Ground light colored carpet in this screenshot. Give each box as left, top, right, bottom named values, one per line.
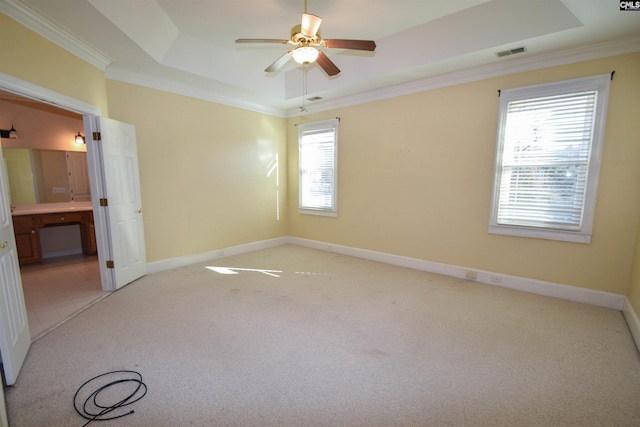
left=5, top=244, right=640, bottom=426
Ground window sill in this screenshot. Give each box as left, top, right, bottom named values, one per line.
left=299, top=208, right=337, bottom=217
left=488, top=224, right=591, bottom=244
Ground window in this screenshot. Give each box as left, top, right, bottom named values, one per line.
left=489, top=74, right=610, bottom=243
left=298, top=119, right=338, bottom=216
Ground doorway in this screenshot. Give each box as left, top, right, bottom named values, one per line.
left=0, top=90, right=104, bottom=339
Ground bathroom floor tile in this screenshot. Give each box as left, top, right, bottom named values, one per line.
left=20, top=254, right=105, bottom=340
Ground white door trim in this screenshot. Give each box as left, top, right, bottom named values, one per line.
left=83, top=115, right=116, bottom=290
left=0, top=72, right=101, bottom=116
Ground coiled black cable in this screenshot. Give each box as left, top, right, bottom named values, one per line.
left=73, top=370, right=147, bottom=426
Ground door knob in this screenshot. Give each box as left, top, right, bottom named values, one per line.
left=137, top=208, right=143, bottom=213
left=0, top=241, right=7, bottom=249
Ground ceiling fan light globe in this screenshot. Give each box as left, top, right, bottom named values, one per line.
left=292, top=46, right=319, bottom=64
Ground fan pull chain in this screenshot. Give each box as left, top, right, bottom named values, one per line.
left=301, top=66, right=308, bottom=112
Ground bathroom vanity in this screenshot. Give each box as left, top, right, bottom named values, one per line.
left=11, top=202, right=96, bottom=265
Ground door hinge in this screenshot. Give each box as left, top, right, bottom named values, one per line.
left=106, top=260, right=115, bottom=269
left=92, top=131, right=101, bottom=141
left=99, top=198, right=108, bottom=207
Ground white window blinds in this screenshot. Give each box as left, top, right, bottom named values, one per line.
left=298, top=119, right=338, bottom=215
left=497, top=91, right=596, bottom=229
left=489, top=74, right=610, bottom=243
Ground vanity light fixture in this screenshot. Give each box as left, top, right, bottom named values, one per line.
left=1, top=125, right=18, bottom=140
left=75, top=131, right=85, bottom=144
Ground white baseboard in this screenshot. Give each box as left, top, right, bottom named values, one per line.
left=146, top=237, right=289, bottom=274
left=146, top=236, right=626, bottom=311
left=623, top=298, right=640, bottom=353
left=289, top=237, right=626, bottom=311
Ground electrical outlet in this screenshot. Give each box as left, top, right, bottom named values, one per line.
left=465, top=270, right=477, bottom=280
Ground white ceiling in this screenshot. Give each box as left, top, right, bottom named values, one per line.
left=2, top=0, right=640, bottom=116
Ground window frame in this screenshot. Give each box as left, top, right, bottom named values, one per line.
left=489, top=74, right=611, bottom=244
left=298, top=118, right=339, bottom=217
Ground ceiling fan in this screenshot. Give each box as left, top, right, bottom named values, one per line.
left=235, top=0, right=376, bottom=77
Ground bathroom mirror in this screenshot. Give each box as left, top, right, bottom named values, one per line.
left=3, top=148, right=91, bottom=205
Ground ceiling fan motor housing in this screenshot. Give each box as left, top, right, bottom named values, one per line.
left=290, top=24, right=321, bottom=45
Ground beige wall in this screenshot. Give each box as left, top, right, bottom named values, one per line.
left=288, top=52, right=640, bottom=296
left=0, top=14, right=108, bottom=114
left=105, top=81, right=287, bottom=262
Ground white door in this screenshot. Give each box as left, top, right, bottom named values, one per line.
left=0, top=146, right=30, bottom=386
left=85, top=117, right=147, bottom=291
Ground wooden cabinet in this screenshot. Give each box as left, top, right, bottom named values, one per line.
left=80, top=211, right=97, bottom=256
left=12, top=216, right=42, bottom=264
left=12, top=210, right=96, bottom=265
left=38, top=212, right=84, bottom=226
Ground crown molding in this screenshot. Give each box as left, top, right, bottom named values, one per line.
left=0, top=0, right=111, bottom=71
left=285, top=35, right=640, bottom=117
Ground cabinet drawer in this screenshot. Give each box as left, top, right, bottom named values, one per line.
left=12, top=215, right=34, bottom=229
left=39, top=212, right=84, bottom=225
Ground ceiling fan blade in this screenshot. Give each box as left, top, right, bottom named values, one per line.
left=265, top=51, right=293, bottom=73
left=301, top=13, right=322, bottom=37
left=316, top=50, right=340, bottom=77
left=236, top=39, right=289, bottom=44
left=322, top=39, right=376, bottom=51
